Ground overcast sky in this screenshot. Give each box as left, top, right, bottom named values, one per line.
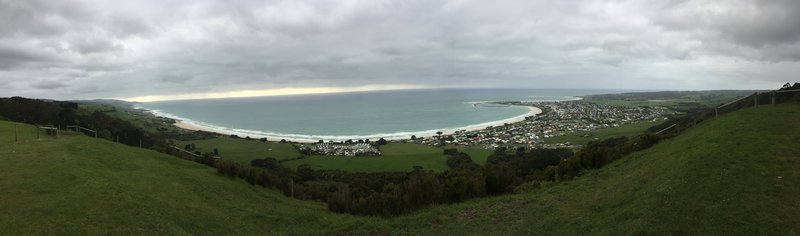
left=1, top=0, right=799, bottom=101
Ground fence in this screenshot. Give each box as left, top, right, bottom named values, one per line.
left=5, top=123, right=151, bottom=149
left=67, top=125, right=98, bottom=138
left=169, top=145, right=202, bottom=161
left=655, top=89, right=800, bottom=135
left=67, top=124, right=151, bottom=148
left=2, top=122, right=216, bottom=168
left=2, top=123, right=65, bottom=143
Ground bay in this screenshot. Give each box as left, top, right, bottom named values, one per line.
left=137, top=88, right=635, bottom=141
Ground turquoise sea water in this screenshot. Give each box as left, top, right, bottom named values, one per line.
left=138, top=89, right=633, bottom=141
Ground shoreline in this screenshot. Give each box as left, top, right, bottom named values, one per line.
left=154, top=105, right=542, bottom=143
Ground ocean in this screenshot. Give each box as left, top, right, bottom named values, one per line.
left=137, top=88, right=633, bottom=142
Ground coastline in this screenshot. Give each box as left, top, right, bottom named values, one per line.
left=155, top=105, right=543, bottom=143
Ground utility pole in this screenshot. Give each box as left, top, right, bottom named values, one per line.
left=139, top=139, right=142, bottom=148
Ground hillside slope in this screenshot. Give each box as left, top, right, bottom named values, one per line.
left=0, top=102, right=798, bottom=235
left=381, top=102, right=800, bottom=235
left=0, top=121, right=372, bottom=235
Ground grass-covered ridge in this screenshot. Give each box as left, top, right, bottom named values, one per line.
left=0, top=102, right=798, bottom=234
left=379, top=102, right=800, bottom=234
left=0, top=121, right=367, bottom=235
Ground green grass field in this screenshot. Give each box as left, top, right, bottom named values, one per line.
left=583, top=91, right=753, bottom=108
left=175, top=137, right=302, bottom=165
left=280, top=143, right=495, bottom=172
left=0, top=121, right=373, bottom=235
left=2, top=102, right=798, bottom=234
left=180, top=138, right=495, bottom=172
left=282, top=143, right=452, bottom=172
left=544, top=121, right=659, bottom=145
left=583, top=97, right=687, bottom=107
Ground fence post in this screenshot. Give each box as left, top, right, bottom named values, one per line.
left=14, top=124, right=18, bottom=142
left=37, top=127, right=40, bottom=140
left=772, top=91, right=776, bottom=105
left=715, top=107, right=718, bottom=118
left=754, top=92, right=759, bottom=107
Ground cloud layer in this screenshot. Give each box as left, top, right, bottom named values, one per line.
left=1, top=0, right=798, bottom=100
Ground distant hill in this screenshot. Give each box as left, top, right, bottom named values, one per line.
left=1, top=102, right=798, bottom=234
left=69, top=99, right=137, bottom=108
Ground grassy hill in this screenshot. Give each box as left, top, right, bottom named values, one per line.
left=0, top=121, right=369, bottom=235
left=379, top=102, right=800, bottom=234
left=1, top=102, right=798, bottom=234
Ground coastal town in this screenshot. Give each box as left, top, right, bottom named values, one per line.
left=297, top=142, right=382, bottom=156
left=409, top=100, right=674, bottom=149
left=292, top=100, right=675, bottom=156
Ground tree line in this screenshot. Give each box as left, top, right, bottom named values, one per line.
left=0, top=97, right=165, bottom=149
left=211, top=146, right=571, bottom=216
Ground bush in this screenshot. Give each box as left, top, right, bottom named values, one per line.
left=443, top=148, right=459, bottom=155
left=251, top=158, right=279, bottom=169
left=446, top=152, right=479, bottom=170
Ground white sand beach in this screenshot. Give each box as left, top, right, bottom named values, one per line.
left=162, top=105, right=543, bottom=143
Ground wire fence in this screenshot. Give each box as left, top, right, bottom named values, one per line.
left=3, top=123, right=153, bottom=150
left=655, top=89, right=800, bottom=135
left=67, top=125, right=98, bottom=138
left=168, top=145, right=203, bottom=161
left=1, top=122, right=214, bottom=166
left=1, top=123, right=69, bottom=143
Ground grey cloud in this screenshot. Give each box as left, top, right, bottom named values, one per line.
left=0, top=0, right=92, bottom=37
left=159, top=72, right=195, bottom=84
left=1, top=0, right=799, bottom=100
left=32, top=80, right=67, bottom=90
left=651, top=0, right=800, bottom=60
left=0, top=45, right=57, bottom=69
left=68, top=37, right=122, bottom=55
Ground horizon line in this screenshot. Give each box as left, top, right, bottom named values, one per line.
left=119, top=84, right=430, bottom=102
left=117, top=85, right=770, bottom=103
